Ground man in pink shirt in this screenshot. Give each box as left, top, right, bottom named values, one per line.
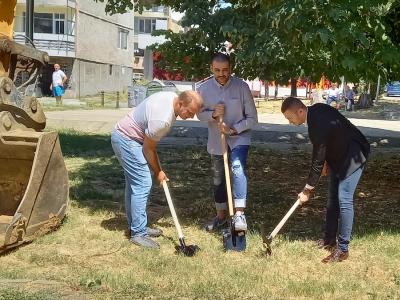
left=111, top=90, right=203, bottom=249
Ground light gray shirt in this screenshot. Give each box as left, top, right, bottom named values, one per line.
left=197, top=76, right=258, bottom=155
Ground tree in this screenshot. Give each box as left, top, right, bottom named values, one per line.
left=97, top=0, right=400, bottom=85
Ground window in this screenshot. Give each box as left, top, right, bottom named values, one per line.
left=139, top=18, right=156, bottom=33
left=34, top=13, right=53, bottom=33
left=54, top=13, right=65, bottom=34
left=118, top=28, right=128, bottom=50
left=25, top=12, right=66, bottom=34
left=143, top=5, right=164, bottom=13
left=152, top=6, right=164, bottom=12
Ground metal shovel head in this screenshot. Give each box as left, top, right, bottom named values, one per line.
left=175, top=244, right=200, bottom=257
left=263, top=236, right=273, bottom=256
left=222, top=229, right=246, bottom=252
left=175, top=238, right=200, bottom=257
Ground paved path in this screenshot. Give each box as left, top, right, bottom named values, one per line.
left=46, top=108, right=400, bottom=138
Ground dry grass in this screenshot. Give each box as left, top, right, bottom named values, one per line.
left=0, top=131, right=399, bottom=299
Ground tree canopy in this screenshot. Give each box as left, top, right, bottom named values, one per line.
left=96, top=0, right=400, bottom=83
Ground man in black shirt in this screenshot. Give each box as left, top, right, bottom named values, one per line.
left=281, top=97, right=370, bottom=263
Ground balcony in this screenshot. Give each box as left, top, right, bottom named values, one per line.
left=17, top=0, right=76, bottom=8
left=14, top=34, right=75, bottom=57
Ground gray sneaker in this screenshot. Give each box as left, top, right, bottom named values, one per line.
left=130, top=235, right=160, bottom=249
left=204, top=217, right=228, bottom=232
left=147, top=227, right=163, bottom=237
left=233, top=214, right=247, bottom=231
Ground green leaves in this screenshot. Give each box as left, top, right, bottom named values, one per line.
left=95, top=0, right=400, bottom=83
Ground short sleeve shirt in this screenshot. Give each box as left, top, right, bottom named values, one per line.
left=52, top=70, right=66, bottom=86
left=116, top=91, right=177, bottom=143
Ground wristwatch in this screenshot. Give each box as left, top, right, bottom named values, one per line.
left=302, top=187, right=312, bottom=195
left=229, top=128, right=237, bottom=136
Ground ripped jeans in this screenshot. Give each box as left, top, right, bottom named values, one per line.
left=211, top=145, right=249, bottom=211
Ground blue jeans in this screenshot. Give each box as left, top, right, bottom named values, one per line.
left=111, top=130, right=152, bottom=237
left=211, top=145, right=249, bottom=210
left=327, top=96, right=339, bottom=106
left=324, top=167, right=364, bottom=252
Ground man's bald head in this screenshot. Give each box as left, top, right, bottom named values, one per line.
left=178, top=90, right=203, bottom=109
left=175, top=90, right=204, bottom=120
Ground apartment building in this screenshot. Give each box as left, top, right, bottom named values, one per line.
left=133, top=5, right=182, bottom=79
left=14, top=0, right=134, bottom=97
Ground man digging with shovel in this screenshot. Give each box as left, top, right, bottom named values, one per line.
left=281, top=97, right=370, bottom=262
left=197, top=53, right=258, bottom=249
left=111, top=90, right=203, bottom=249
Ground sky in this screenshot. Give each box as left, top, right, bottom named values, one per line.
left=171, top=11, right=184, bottom=21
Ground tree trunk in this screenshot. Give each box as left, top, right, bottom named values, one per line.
left=358, top=93, right=372, bottom=108
left=290, top=78, right=297, bottom=97
left=274, top=83, right=278, bottom=100
left=264, top=81, right=269, bottom=100
left=375, top=75, right=381, bottom=103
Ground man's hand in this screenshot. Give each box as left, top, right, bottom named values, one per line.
left=298, top=189, right=311, bottom=205
left=219, top=122, right=235, bottom=135
left=321, top=161, right=329, bottom=177
left=156, top=171, right=169, bottom=185
left=212, top=103, right=225, bottom=119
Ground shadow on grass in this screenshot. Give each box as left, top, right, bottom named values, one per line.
left=60, top=130, right=400, bottom=243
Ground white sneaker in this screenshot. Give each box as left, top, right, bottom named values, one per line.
left=233, top=213, right=247, bottom=231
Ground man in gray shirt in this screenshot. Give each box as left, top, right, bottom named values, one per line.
left=197, top=53, right=258, bottom=232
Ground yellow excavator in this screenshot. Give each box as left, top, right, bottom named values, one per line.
left=0, top=0, right=68, bottom=253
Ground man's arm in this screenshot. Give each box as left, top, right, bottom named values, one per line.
left=143, top=136, right=168, bottom=184
left=61, top=71, right=68, bottom=86
left=298, top=143, right=326, bottom=204
left=232, top=84, right=258, bottom=134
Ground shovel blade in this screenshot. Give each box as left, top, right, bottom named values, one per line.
left=222, top=229, right=246, bottom=252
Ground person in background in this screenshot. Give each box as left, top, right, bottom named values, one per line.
left=344, top=84, right=355, bottom=111
left=50, top=64, right=67, bottom=106
left=326, top=83, right=341, bottom=109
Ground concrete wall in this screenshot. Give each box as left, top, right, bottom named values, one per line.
left=70, top=59, right=133, bottom=97
left=76, top=1, right=134, bottom=67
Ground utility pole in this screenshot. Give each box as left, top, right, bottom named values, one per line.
left=25, top=0, right=34, bottom=44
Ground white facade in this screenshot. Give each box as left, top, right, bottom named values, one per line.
left=133, top=5, right=183, bottom=79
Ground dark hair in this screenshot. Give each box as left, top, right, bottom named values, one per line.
left=281, top=97, right=306, bottom=113
left=211, top=53, right=230, bottom=64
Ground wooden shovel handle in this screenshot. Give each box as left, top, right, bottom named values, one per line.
left=269, top=199, right=300, bottom=239
left=162, top=180, right=184, bottom=239
left=219, top=118, right=235, bottom=217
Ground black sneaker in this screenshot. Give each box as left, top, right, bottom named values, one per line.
left=204, top=217, right=228, bottom=232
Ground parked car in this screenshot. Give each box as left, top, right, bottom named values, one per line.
left=387, top=81, right=400, bottom=96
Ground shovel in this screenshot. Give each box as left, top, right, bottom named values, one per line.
left=219, top=124, right=246, bottom=251
left=162, top=180, right=200, bottom=256
left=262, top=199, right=300, bottom=255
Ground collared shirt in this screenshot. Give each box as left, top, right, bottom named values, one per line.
left=197, top=76, right=258, bottom=155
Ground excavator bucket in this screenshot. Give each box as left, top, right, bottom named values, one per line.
left=0, top=130, right=68, bottom=252
left=0, top=1, right=69, bottom=253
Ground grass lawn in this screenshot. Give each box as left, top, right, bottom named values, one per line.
left=39, top=92, right=128, bottom=111
left=0, top=130, right=399, bottom=299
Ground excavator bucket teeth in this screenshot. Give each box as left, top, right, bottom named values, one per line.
left=0, top=131, right=69, bottom=253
